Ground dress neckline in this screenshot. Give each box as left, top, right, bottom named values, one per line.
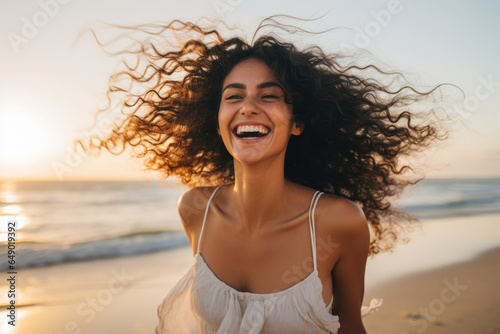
left=197, top=253, right=317, bottom=297
left=196, top=253, right=334, bottom=310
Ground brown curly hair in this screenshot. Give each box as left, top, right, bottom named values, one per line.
left=77, top=18, right=449, bottom=255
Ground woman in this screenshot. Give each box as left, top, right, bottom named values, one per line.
left=80, top=18, right=446, bottom=333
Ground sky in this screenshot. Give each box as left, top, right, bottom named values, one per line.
left=0, top=0, right=499, bottom=181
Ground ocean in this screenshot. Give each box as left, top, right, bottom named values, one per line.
left=1, top=178, right=499, bottom=271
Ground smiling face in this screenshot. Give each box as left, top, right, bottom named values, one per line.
left=218, top=57, right=303, bottom=166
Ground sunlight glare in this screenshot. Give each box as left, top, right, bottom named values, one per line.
left=0, top=201, right=28, bottom=243
left=2, top=206, right=21, bottom=215
left=0, top=110, right=49, bottom=165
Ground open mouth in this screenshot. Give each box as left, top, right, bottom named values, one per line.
left=234, top=124, right=271, bottom=139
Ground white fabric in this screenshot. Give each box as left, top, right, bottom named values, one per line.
left=156, top=187, right=382, bottom=333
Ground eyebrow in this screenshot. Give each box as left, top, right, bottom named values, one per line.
left=222, top=81, right=284, bottom=93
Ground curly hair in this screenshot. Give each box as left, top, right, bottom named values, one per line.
left=77, top=18, right=448, bottom=255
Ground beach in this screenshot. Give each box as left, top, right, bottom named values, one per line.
left=1, top=213, right=499, bottom=334
left=1, top=0, right=499, bottom=331
left=364, top=246, right=500, bottom=334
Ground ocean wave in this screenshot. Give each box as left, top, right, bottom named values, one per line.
left=398, top=179, right=500, bottom=219
left=1, top=230, right=189, bottom=271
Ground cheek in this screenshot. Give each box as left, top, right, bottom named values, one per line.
left=217, top=106, right=232, bottom=137
left=271, top=107, right=294, bottom=133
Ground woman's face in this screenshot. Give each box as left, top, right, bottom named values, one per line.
left=218, top=58, right=303, bottom=166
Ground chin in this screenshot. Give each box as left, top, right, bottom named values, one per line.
left=233, top=154, right=263, bottom=166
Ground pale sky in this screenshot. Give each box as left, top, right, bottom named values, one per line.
left=1, top=0, right=499, bottom=181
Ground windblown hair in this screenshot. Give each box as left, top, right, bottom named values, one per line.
left=78, top=18, right=448, bottom=255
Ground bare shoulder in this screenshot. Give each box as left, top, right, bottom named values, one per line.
left=177, top=186, right=219, bottom=230
left=314, top=193, right=370, bottom=246
left=177, top=186, right=221, bottom=254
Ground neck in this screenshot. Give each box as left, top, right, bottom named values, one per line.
left=231, top=159, right=289, bottom=234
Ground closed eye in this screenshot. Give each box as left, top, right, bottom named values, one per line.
left=225, top=94, right=243, bottom=100
left=262, top=94, right=279, bottom=99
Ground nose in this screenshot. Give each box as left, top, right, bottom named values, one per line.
left=239, top=96, right=261, bottom=116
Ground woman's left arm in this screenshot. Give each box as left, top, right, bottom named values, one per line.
left=327, top=200, right=371, bottom=334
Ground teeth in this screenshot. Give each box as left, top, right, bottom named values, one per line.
left=236, top=125, right=270, bottom=135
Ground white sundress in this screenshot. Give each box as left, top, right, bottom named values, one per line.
left=156, top=186, right=382, bottom=333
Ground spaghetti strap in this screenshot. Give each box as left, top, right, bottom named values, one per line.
left=196, top=185, right=223, bottom=255
left=157, top=187, right=381, bottom=333
left=308, top=191, right=324, bottom=272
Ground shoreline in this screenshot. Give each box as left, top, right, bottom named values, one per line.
left=365, top=213, right=500, bottom=288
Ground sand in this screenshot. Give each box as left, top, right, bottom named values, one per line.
left=364, top=246, right=500, bottom=334
left=2, top=214, right=500, bottom=334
